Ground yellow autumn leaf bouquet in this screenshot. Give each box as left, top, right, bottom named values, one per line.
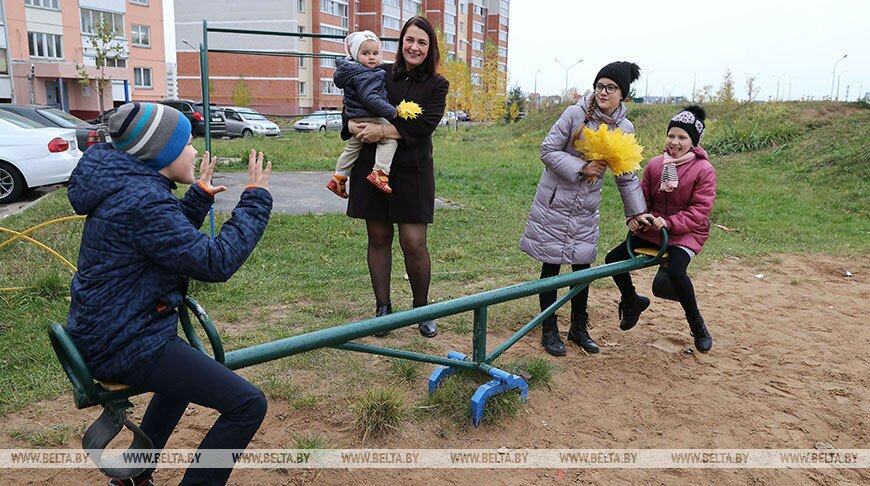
left=396, top=100, right=424, bottom=120
left=574, top=124, right=645, bottom=181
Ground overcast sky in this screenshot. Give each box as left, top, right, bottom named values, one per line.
left=506, top=0, right=870, bottom=101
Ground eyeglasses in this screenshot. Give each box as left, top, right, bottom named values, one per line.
left=594, top=83, right=619, bottom=94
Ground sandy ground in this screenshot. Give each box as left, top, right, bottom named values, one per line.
left=2, top=253, right=868, bottom=485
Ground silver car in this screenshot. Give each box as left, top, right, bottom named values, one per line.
left=222, top=107, right=281, bottom=138
left=293, top=111, right=342, bottom=132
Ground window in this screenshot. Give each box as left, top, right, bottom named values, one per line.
left=445, top=33, right=455, bottom=45
left=131, top=24, right=150, bottom=47
left=299, top=81, right=306, bottom=96
left=383, top=0, right=400, bottom=6
left=498, top=62, right=506, bottom=72
left=25, top=0, right=59, bottom=9
left=81, top=8, right=125, bottom=37
left=471, top=56, right=483, bottom=68
left=445, top=12, right=456, bottom=27
left=134, top=67, right=152, bottom=88
left=382, top=40, right=398, bottom=52
left=499, top=30, right=508, bottom=42
left=87, top=55, right=126, bottom=68
left=0, top=49, right=7, bottom=75
left=320, top=0, right=348, bottom=18
left=320, top=56, right=337, bottom=69
left=472, top=39, right=484, bottom=51
left=382, top=15, right=400, bottom=30
left=473, top=21, right=484, bottom=34
left=130, top=0, right=149, bottom=5
left=403, top=0, right=421, bottom=14
left=473, top=3, right=485, bottom=16
left=298, top=0, right=305, bottom=12
left=321, top=79, right=342, bottom=95
left=298, top=26, right=306, bottom=42
left=498, top=46, right=507, bottom=58
left=319, top=24, right=347, bottom=37
left=471, top=73, right=481, bottom=85
left=28, top=32, right=63, bottom=59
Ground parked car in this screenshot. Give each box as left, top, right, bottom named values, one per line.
left=438, top=111, right=457, bottom=127
left=86, top=107, right=117, bottom=126
left=293, top=111, right=342, bottom=132
left=0, top=104, right=105, bottom=152
left=159, top=99, right=227, bottom=138
left=0, top=110, right=82, bottom=204
left=456, top=110, right=471, bottom=122
left=222, top=107, right=281, bottom=138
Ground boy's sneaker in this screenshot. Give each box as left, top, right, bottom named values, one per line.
left=366, top=170, right=392, bottom=194
left=326, top=174, right=349, bottom=199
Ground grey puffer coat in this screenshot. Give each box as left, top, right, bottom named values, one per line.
left=520, top=95, right=646, bottom=265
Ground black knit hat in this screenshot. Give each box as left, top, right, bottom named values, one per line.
left=594, top=61, right=641, bottom=99
left=668, top=105, right=706, bottom=147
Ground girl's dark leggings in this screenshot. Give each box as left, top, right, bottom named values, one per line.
left=539, top=262, right=591, bottom=315
left=605, top=233, right=700, bottom=319
left=115, top=336, right=268, bottom=486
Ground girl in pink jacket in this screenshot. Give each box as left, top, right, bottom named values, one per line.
left=604, top=106, right=716, bottom=352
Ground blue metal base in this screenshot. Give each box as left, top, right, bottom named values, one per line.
left=427, top=351, right=529, bottom=427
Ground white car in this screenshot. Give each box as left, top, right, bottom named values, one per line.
left=293, top=111, right=342, bottom=132
left=222, top=106, right=281, bottom=138
left=0, top=110, right=82, bottom=204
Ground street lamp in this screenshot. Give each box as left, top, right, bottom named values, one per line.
left=836, top=70, right=847, bottom=101
left=645, top=71, right=655, bottom=100
left=533, top=68, right=541, bottom=112
left=830, top=54, right=847, bottom=100
left=554, top=58, right=582, bottom=101
left=774, top=74, right=785, bottom=101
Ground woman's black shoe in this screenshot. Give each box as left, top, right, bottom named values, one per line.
left=540, top=316, right=566, bottom=356
left=418, top=320, right=438, bottom=338
left=618, top=294, right=650, bottom=331
left=567, top=312, right=599, bottom=353
left=374, top=303, right=392, bottom=337
left=688, top=314, right=712, bottom=352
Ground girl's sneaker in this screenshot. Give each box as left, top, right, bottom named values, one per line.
left=326, top=174, right=349, bottom=199
left=366, top=170, right=392, bottom=194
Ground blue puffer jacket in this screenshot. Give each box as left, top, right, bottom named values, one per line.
left=334, top=58, right=398, bottom=119
left=66, top=143, right=272, bottom=380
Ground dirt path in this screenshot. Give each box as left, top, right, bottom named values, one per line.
left=2, top=253, right=868, bottom=485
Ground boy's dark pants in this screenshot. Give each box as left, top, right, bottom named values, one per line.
left=116, top=336, right=267, bottom=486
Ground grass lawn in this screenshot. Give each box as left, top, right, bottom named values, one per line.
left=1, top=101, right=868, bottom=423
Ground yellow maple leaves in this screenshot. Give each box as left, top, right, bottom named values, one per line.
left=574, top=124, right=645, bottom=179
left=397, top=100, right=424, bottom=120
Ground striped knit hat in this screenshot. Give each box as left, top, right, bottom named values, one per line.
left=109, top=102, right=192, bottom=170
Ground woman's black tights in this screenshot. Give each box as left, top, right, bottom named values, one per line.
left=366, top=220, right=431, bottom=308
left=539, top=263, right=591, bottom=315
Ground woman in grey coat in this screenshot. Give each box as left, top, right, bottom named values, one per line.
left=520, top=61, right=652, bottom=357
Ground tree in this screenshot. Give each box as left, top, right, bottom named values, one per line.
left=716, top=68, right=736, bottom=103
left=694, top=84, right=714, bottom=103
left=745, top=76, right=760, bottom=103
left=505, top=85, right=525, bottom=123
left=478, top=39, right=506, bottom=122
left=232, top=76, right=251, bottom=106
left=76, top=18, right=124, bottom=117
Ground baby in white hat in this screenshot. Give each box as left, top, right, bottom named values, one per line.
left=327, top=30, right=399, bottom=197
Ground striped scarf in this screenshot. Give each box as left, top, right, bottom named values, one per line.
left=659, top=150, right=696, bottom=192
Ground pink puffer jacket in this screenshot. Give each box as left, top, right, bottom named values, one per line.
left=636, top=146, right=716, bottom=254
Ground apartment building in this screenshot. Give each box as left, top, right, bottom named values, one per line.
left=175, top=0, right=509, bottom=114
left=2, top=0, right=167, bottom=119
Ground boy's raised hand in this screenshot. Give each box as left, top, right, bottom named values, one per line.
left=198, top=151, right=227, bottom=194
left=247, top=149, right=272, bottom=190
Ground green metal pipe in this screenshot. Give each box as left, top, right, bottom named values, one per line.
left=332, top=342, right=480, bottom=371
left=206, top=26, right=397, bottom=42
left=484, top=282, right=587, bottom=364
left=201, top=19, right=210, bottom=154
left=206, top=49, right=346, bottom=59
left=221, top=256, right=660, bottom=370
left=472, top=307, right=487, bottom=363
